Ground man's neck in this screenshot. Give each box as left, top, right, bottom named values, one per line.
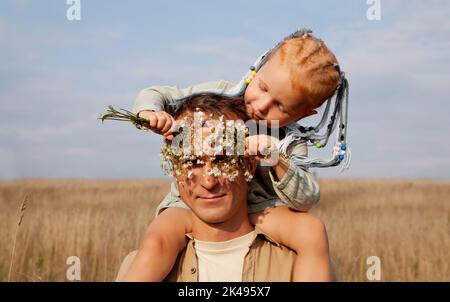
left=191, top=209, right=254, bottom=242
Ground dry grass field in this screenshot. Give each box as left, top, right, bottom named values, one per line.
left=0, top=178, right=448, bottom=282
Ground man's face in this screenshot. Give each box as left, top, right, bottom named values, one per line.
left=172, top=110, right=253, bottom=224
left=176, top=157, right=249, bottom=224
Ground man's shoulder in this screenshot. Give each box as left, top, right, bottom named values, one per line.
left=164, top=238, right=197, bottom=282
left=253, top=230, right=297, bottom=257
left=243, top=231, right=296, bottom=282
left=115, top=250, right=138, bottom=281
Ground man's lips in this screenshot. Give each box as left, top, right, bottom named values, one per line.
left=197, top=193, right=226, bottom=201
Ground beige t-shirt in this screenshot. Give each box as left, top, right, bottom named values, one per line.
left=194, top=231, right=257, bottom=282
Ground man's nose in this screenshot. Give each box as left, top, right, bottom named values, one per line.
left=200, top=164, right=219, bottom=190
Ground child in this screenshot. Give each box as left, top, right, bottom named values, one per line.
left=124, top=29, right=346, bottom=281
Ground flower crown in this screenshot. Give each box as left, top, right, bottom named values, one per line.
left=160, top=109, right=254, bottom=182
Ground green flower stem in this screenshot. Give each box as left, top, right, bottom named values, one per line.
left=99, top=106, right=149, bottom=130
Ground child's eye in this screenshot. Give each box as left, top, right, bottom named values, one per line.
left=258, top=80, right=268, bottom=92
left=277, top=103, right=285, bottom=112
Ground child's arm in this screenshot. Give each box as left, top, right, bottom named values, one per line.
left=250, top=206, right=334, bottom=281
left=120, top=207, right=193, bottom=281
left=133, top=80, right=235, bottom=116
left=247, top=135, right=320, bottom=212
left=269, top=140, right=320, bottom=212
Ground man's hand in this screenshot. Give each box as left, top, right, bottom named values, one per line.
left=138, top=110, right=175, bottom=140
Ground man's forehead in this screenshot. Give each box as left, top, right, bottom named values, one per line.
left=173, top=111, right=246, bottom=137
left=176, top=108, right=245, bottom=121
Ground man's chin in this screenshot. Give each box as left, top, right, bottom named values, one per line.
left=195, top=208, right=230, bottom=224
left=198, top=213, right=227, bottom=224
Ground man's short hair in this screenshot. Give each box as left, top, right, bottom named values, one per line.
left=170, top=93, right=249, bottom=121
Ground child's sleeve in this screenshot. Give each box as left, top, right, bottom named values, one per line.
left=132, top=80, right=236, bottom=116
left=269, top=140, right=320, bottom=212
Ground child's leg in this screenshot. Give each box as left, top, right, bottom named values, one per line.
left=121, top=207, right=193, bottom=281
left=250, top=206, right=333, bottom=281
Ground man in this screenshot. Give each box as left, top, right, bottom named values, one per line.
left=116, top=94, right=333, bottom=282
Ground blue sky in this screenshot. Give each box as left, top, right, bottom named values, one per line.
left=1, top=0, right=449, bottom=179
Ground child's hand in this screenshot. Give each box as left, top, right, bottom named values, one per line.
left=138, top=110, right=175, bottom=140
left=245, top=134, right=280, bottom=164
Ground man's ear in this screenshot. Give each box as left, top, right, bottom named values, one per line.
left=248, top=158, right=258, bottom=175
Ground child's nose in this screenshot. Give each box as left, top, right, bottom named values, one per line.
left=256, top=97, right=272, bottom=116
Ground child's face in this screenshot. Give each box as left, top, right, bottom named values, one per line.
left=244, top=53, right=316, bottom=127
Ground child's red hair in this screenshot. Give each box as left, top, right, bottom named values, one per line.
left=277, top=35, right=340, bottom=109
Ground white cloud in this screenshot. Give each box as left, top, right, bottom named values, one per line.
left=176, top=37, right=256, bottom=65
left=335, top=4, right=450, bottom=79
left=11, top=0, right=33, bottom=10
left=411, top=72, right=450, bottom=98
left=0, top=121, right=87, bottom=144
left=0, top=148, right=18, bottom=178
left=64, top=147, right=97, bottom=157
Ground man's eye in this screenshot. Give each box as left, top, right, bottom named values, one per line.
left=181, top=159, right=199, bottom=166
left=213, top=155, right=228, bottom=163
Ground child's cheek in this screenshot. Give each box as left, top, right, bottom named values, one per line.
left=278, top=115, right=294, bottom=128
left=243, top=87, right=251, bottom=103
left=244, top=80, right=258, bottom=103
